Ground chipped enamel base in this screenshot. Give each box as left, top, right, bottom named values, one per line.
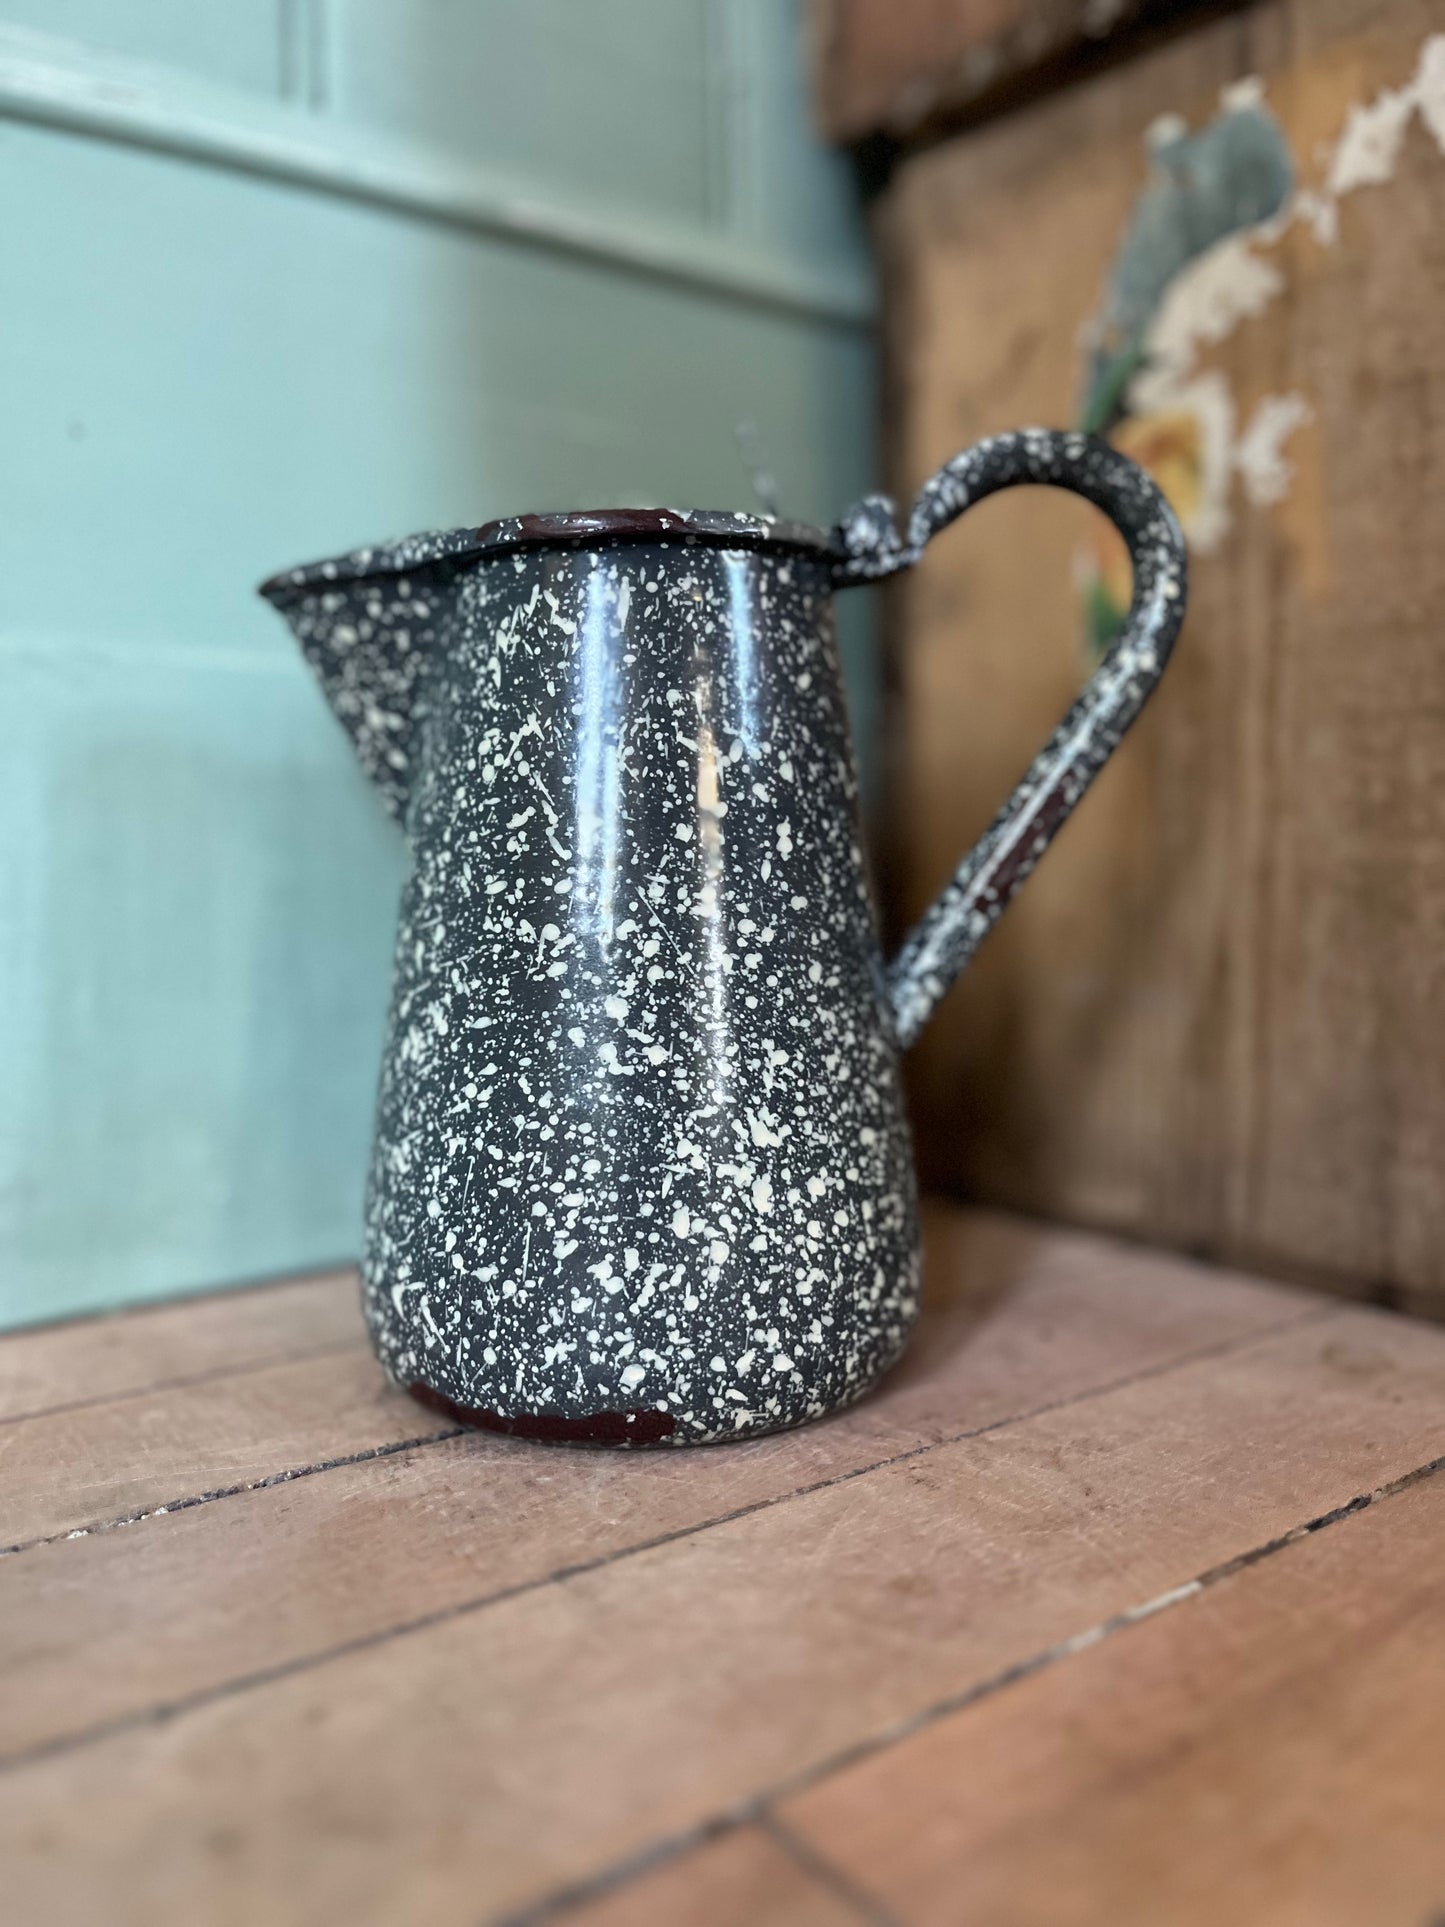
left=280, top=539, right=920, bottom=1445
left=264, top=431, right=1186, bottom=1447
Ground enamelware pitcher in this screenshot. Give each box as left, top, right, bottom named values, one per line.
left=261, top=430, right=1185, bottom=1446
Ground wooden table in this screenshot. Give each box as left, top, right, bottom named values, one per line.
left=4, top=1204, right=1444, bottom=1925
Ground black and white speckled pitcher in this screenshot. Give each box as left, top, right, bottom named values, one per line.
left=262, top=431, right=1185, bottom=1447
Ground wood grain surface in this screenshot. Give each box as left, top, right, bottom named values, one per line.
left=2, top=1206, right=1443, bottom=1924
left=0, top=1347, right=458, bottom=1553
left=782, top=1467, right=1445, bottom=1925
left=872, top=0, right=1445, bottom=1316
left=560, top=1826, right=868, bottom=1927
left=0, top=1267, right=358, bottom=1424
left=810, top=0, right=1173, bottom=141
left=0, top=1205, right=1300, bottom=1760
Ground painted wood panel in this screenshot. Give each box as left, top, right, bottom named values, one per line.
left=811, top=0, right=1173, bottom=142
left=330, top=0, right=715, bottom=222
left=0, top=3, right=875, bottom=1327
left=874, top=0, right=1445, bottom=1312
left=0, top=636, right=404, bottom=1320
left=0, top=1, right=286, bottom=97
left=0, top=121, right=872, bottom=657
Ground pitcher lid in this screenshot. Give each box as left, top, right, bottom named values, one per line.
left=259, top=506, right=837, bottom=603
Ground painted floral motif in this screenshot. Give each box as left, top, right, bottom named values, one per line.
left=1082, top=409, right=1205, bottom=655
left=1078, top=90, right=1293, bottom=654
left=1078, top=34, right=1445, bottom=655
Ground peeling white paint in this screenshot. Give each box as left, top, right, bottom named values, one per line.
left=1120, top=35, right=1445, bottom=550
left=1127, top=237, right=1278, bottom=554
left=1417, top=34, right=1445, bottom=150
left=1145, top=110, right=1188, bottom=150
left=1125, top=371, right=1237, bottom=555
left=1135, top=233, right=1285, bottom=396
left=1329, top=87, right=1415, bottom=196
left=1236, top=394, right=1312, bottom=507
left=1293, top=187, right=1339, bottom=247
left=1313, top=33, right=1445, bottom=238
left=1220, top=75, right=1267, bottom=114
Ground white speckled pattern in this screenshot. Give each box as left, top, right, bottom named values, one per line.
left=834, top=431, right=1188, bottom=1045
left=261, top=431, right=1186, bottom=1445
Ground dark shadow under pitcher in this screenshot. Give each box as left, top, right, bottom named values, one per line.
left=260, top=430, right=1186, bottom=1446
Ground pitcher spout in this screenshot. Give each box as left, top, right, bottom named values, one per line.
left=260, top=507, right=837, bottom=827
left=259, top=531, right=476, bottom=823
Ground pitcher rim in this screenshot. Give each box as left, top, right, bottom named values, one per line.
left=258, top=506, right=836, bottom=604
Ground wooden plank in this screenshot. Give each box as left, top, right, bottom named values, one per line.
left=3, top=1297, right=1441, bottom=1926
left=561, top=1826, right=867, bottom=1927
left=780, top=1466, right=1445, bottom=1926
left=876, top=0, right=1445, bottom=1314
left=0, top=1269, right=359, bottom=1424
left=0, top=1207, right=1306, bottom=1760
left=0, top=1349, right=455, bottom=1552
left=809, top=0, right=1170, bottom=142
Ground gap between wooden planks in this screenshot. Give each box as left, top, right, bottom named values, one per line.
left=0, top=1207, right=1296, bottom=1551
left=774, top=1460, right=1445, bottom=1927
left=3, top=1205, right=1444, bottom=1926
left=0, top=1264, right=361, bottom=1426
left=553, top=1461, right=1445, bottom=1927
left=0, top=1206, right=1307, bottom=1760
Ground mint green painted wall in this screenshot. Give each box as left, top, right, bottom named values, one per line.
left=0, top=2, right=876, bottom=1327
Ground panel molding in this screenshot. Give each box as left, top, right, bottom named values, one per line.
left=0, top=24, right=874, bottom=326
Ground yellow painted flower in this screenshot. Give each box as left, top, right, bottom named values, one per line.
left=1083, top=409, right=1204, bottom=652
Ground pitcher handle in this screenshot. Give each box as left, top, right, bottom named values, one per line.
left=831, top=428, right=1187, bottom=1049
